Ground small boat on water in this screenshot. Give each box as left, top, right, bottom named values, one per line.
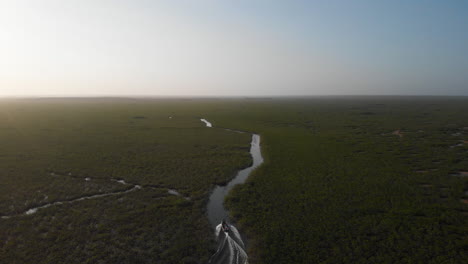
left=221, top=219, right=230, bottom=233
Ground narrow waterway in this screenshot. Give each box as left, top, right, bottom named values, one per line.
left=207, top=134, right=263, bottom=227
left=201, top=118, right=264, bottom=264
left=0, top=175, right=188, bottom=219
left=1, top=183, right=141, bottom=219
left=200, top=118, right=213, bottom=127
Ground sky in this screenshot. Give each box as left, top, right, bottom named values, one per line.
left=0, top=0, right=467, bottom=97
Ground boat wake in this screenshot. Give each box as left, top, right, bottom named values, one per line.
left=208, top=224, right=248, bottom=264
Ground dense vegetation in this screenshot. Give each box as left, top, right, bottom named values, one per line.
left=0, top=97, right=467, bottom=264
left=0, top=98, right=251, bottom=264
left=220, top=97, right=468, bottom=264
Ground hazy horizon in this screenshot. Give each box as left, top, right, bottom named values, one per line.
left=1, top=0, right=467, bottom=97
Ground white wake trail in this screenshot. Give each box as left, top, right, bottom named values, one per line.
left=208, top=224, right=248, bottom=264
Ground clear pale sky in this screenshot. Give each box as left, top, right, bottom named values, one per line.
left=1, top=0, right=467, bottom=97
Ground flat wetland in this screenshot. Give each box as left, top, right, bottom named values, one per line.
left=1, top=97, right=467, bottom=263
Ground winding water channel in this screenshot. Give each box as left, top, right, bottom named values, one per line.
left=0, top=177, right=187, bottom=219
left=201, top=118, right=264, bottom=264
left=206, top=134, right=263, bottom=227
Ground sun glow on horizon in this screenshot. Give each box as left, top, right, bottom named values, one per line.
left=1, top=0, right=467, bottom=96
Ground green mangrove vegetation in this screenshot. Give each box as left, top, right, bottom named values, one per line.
left=0, top=97, right=467, bottom=263
left=0, top=98, right=251, bottom=264
left=221, top=97, right=468, bottom=264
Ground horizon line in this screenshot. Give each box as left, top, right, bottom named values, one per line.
left=1, top=94, right=468, bottom=99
